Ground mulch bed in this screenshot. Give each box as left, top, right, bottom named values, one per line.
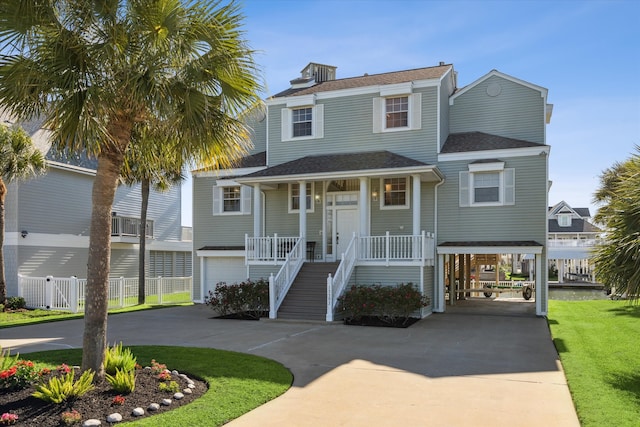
left=0, top=368, right=207, bottom=426
left=213, top=310, right=268, bottom=320
left=343, top=316, right=420, bottom=328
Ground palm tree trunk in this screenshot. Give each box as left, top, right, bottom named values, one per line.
left=138, top=178, right=149, bottom=305
left=0, top=178, right=7, bottom=307
left=82, top=131, right=129, bottom=379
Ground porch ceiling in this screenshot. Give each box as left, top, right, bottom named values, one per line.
left=438, top=240, right=544, bottom=255
left=235, top=150, right=444, bottom=184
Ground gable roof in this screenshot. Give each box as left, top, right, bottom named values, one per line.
left=441, top=131, right=545, bottom=153
left=273, top=64, right=452, bottom=98
left=450, top=69, right=548, bottom=103
left=548, top=201, right=591, bottom=218
left=236, top=150, right=443, bottom=182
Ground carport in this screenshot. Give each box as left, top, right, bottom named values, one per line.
left=435, top=241, right=547, bottom=316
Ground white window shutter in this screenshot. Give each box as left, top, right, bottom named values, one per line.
left=314, top=104, right=324, bottom=139
left=459, top=171, right=470, bottom=207
left=410, top=93, right=422, bottom=130
left=241, top=186, right=252, bottom=214
left=212, top=186, right=222, bottom=215
left=504, top=168, right=515, bottom=205
left=372, top=97, right=382, bottom=133
left=281, top=108, right=291, bottom=141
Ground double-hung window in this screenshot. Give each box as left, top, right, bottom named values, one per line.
left=292, top=107, right=313, bottom=137
left=380, top=177, right=409, bottom=209
left=385, top=96, right=409, bottom=128
left=558, top=214, right=572, bottom=227
left=281, top=95, right=324, bottom=141
left=459, top=162, right=515, bottom=207
left=373, top=84, right=421, bottom=133
left=213, top=184, right=251, bottom=215
left=289, top=183, right=314, bottom=213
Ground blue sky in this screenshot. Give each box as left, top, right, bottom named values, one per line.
left=182, top=0, right=640, bottom=225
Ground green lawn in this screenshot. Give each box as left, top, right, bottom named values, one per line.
left=0, top=303, right=192, bottom=329
left=548, top=300, right=640, bottom=427
left=23, top=346, right=292, bottom=426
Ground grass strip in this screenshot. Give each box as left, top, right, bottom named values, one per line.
left=547, top=300, right=640, bottom=427
left=24, top=345, right=293, bottom=426
left=0, top=303, right=193, bottom=329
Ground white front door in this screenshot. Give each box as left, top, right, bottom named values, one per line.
left=336, top=209, right=358, bottom=259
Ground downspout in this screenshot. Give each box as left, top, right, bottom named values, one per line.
left=433, top=178, right=445, bottom=312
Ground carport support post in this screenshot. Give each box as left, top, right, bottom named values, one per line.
left=459, top=254, right=465, bottom=300
left=449, top=254, right=456, bottom=305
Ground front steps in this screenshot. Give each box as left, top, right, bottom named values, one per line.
left=277, top=262, right=339, bottom=321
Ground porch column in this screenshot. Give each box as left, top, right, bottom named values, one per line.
left=435, top=254, right=445, bottom=312
left=535, top=253, right=544, bottom=316
left=412, top=174, right=421, bottom=235
left=253, top=183, right=262, bottom=237
left=299, top=180, right=307, bottom=238
left=359, top=177, right=368, bottom=236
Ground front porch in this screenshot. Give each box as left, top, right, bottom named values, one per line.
left=245, top=232, right=435, bottom=321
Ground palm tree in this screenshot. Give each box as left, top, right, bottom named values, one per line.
left=122, top=131, right=184, bottom=305
left=0, top=0, right=261, bottom=378
left=0, top=124, right=46, bottom=307
left=593, top=146, right=640, bottom=302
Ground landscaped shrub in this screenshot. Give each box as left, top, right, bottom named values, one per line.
left=0, top=359, right=41, bottom=390
left=205, top=279, right=269, bottom=318
left=5, top=297, right=26, bottom=311
left=105, top=368, right=136, bottom=394
left=0, top=347, right=19, bottom=372
left=337, top=283, right=430, bottom=325
left=32, top=369, right=95, bottom=404
left=103, top=342, right=137, bottom=375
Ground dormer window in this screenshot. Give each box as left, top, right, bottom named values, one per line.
left=558, top=214, right=571, bottom=227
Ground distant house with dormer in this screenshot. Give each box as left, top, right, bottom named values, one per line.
left=547, top=201, right=602, bottom=282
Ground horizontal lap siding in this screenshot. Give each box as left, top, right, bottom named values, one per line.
left=353, top=266, right=421, bottom=286
left=370, top=179, right=435, bottom=235
left=249, top=265, right=279, bottom=281
left=437, top=156, right=547, bottom=243
left=268, top=87, right=439, bottom=166
left=264, top=182, right=322, bottom=237
left=450, top=75, right=545, bottom=143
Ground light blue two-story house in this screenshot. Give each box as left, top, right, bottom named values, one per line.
left=192, top=62, right=552, bottom=319
left=2, top=113, right=192, bottom=298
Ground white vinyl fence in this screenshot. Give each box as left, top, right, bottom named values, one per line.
left=18, top=275, right=192, bottom=313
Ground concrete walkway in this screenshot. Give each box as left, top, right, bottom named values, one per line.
left=0, top=299, right=579, bottom=426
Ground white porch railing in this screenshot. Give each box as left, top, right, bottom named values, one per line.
left=111, top=215, right=153, bottom=238
left=358, top=231, right=435, bottom=266
left=18, top=275, right=192, bottom=313
left=268, top=237, right=305, bottom=319
left=326, top=233, right=358, bottom=322
left=548, top=239, right=601, bottom=248
left=246, top=234, right=300, bottom=264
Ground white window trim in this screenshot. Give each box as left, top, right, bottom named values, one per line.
left=459, top=168, right=515, bottom=207
left=288, top=182, right=315, bottom=213
left=373, top=93, right=421, bottom=133
left=558, top=214, right=572, bottom=227
left=281, top=104, right=324, bottom=141
left=213, top=185, right=252, bottom=216
left=379, top=177, right=410, bottom=210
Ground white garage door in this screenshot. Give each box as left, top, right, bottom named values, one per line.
left=204, top=257, right=246, bottom=296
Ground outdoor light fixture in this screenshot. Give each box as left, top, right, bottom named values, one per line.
left=372, top=191, right=379, bottom=202
left=315, top=194, right=321, bottom=204
left=21, top=230, right=28, bottom=238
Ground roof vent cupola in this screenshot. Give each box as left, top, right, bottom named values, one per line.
left=290, top=62, right=337, bottom=89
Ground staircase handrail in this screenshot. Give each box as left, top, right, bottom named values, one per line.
left=268, top=237, right=305, bottom=319
left=326, top=232, right=358, bottom=321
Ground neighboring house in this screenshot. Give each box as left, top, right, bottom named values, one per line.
left=192, top=62, right=552, bottom=318
left=2, top=113, right=192, bottom=297
left=547, top=201, right=602, bottom=283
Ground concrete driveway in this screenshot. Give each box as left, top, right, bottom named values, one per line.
left=0, top=298, right=579, bottom=426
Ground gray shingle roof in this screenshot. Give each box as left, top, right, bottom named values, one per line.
left=548, top=219, right=602, bottom=233
left=272, top=64, right=452, bottom=98
left=242, top=151, right=429, bottom=179
left=441, top=132, right=544, bottom=153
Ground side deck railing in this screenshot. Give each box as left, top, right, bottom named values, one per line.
left=246, top=234, right=300, bottom=264
left=358, top=231, right=435, bottom=266
left=18, top=275, right=192, bottom=313
left=268, top=237, right=304, bottom=318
